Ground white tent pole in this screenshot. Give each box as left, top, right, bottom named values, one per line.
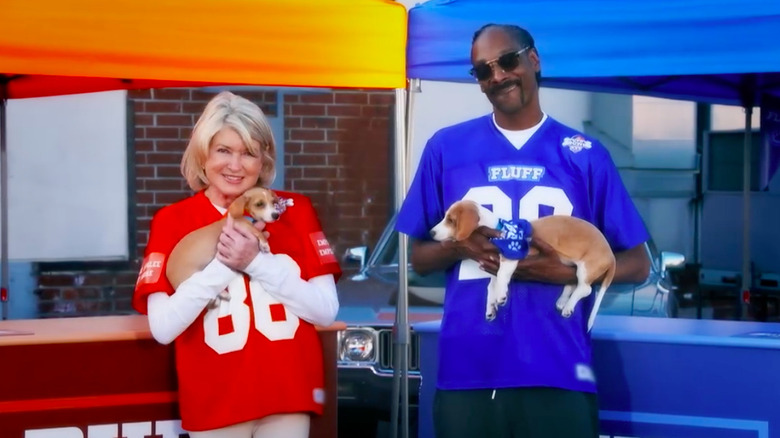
left=391, top=84, right=410, bottom=438
left=1, top=84, right=8, bottom=320
left=740, top=105, right=753, bottom=319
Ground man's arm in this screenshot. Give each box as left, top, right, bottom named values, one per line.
left=479, top=239, right=650, bottom=285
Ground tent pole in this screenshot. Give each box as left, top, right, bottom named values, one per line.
left=740, top=105, right=753, bottom=320
left=391, top=84, right=410, bottom=438
left=1, top=82, right=8, bottom=320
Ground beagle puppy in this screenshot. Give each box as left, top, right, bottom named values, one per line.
left=430, top=200, right=615, bottom=331
left=166, top=187, right=286, bottom=308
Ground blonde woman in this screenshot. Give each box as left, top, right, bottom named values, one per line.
left=133, top=91, right=341, bottom=438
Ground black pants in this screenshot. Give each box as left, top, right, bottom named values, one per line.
left=433, top=387, right=599, bottom=438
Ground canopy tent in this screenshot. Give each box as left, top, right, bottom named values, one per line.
left=0, top=0, right=408, bottom=320
left=407, top=0, right=780, bottom=106
left=401, top=0, right=780, bottom=322
left=1, top=0, right=407, bottom=97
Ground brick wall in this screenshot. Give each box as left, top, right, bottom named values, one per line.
left=35, top=87, right=394, bottom=317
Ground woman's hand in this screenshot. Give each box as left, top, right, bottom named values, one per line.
left=216, top=216, right=266, bottom=272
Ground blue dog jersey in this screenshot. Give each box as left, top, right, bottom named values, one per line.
left=492, top=218, right=532, bottom=259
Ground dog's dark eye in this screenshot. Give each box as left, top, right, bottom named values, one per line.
left=256, top=202, right=265, bottom=207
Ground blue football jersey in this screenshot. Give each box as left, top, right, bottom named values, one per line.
left=396, top=115, right=649, bottom=393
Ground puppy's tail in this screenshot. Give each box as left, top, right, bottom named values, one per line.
left=587, top=259, right=616, bottom=332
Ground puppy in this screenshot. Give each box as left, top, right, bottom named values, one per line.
left=430, top=200, right=615, bottom=331
left=166, top=187, right=284, bottom=307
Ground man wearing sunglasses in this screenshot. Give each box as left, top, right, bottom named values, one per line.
left=396, top=24, right=651, bottom=438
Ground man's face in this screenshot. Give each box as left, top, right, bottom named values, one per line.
left=470, top=28, right=540, bottom=115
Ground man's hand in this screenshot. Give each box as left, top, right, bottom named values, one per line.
left=443, top=226, right=502, bottom=270
left=480, top=235, right=577, bottom=284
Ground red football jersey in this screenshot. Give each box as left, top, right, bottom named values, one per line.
left=134, top=190, right=342, bottom=432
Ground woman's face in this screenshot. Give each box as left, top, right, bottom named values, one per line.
left=203, top=127, right=264, bottom=207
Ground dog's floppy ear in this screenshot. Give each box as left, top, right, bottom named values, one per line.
left=227, top=192, right=250, bottom=218
left=454, top=205, right=479, bottom=241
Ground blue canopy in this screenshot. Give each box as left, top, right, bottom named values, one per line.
left=407, top=0, right=780, bottom=106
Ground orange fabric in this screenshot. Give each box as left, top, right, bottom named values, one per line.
left=0, top=0, right=407, bottom=98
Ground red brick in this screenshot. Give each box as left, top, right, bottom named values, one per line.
left=156, top=140, right=187, bottom=152
left=292, top=154, right=327, bottom=166
left=135, top=140, right=154, bottom=152
left=285, top=167, right=303, bottom=179
left=147, top=153, right=182, bottom=165
left=152, top=88, right=191, bottom=100
left=157, top=114, right=193, bottom=126
left=286, top=142, right=303, bottom=154
left=293, top=180, right=328, bottom=192
left=336, top=117, right=369, bottom=131
left=284, top=94, right=300, bottom=103
left=327, top=105, right=361, bottom=117
left=146, top=179, right=186, bottom=191
left=335, top=93, right=368, bottom=105
left=134, top=114, right=154, bottom=126
left=286, top=116, right=302, bottom=128
left=369, top=93, right=395, bottom=105
left=302, top=142, right=338, bottom=154
left=289, top=129, right=325, bottom=141
left=144, top=101, right=182, bottom=113
left=300, top=93, right=335, bottom=104
left=128, top=89, right=152, bottom=99
left=146, top=127, right=180, bottom=139
left=135, top=192, right=154, bottom=204
left=157, top=165, right=183, bottom=178
left=38, top=275, right=74, bottom=287
left=135, top=166, right=154, bottom=178
left=304, top=167, right=338, bottom=179
left=362, top=105, right=390, bottom=118
left=183, top=101, right=209, bottom=114
left=301, top=117, right=336, bottom=129
left=289, top=104, right=326, bottom=116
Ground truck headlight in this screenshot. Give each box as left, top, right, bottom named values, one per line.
left=338, top=328, right=376, bottom=362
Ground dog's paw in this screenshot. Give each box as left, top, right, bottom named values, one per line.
left=561, top=306, right=574, bottom=318
left=258, top=241, right=271, bottom=254
left=497, top=294, right=508, bottom=306
left=555, top=296, right=568, bottom=311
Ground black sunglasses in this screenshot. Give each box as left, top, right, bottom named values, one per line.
left=469, top=47, right=531, bottom=81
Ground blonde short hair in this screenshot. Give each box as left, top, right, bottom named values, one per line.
left=181, top=91, right=276, bottom=191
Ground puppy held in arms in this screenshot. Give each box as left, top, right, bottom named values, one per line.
left=166, top=187, right=292, bottom=308
left=430, top=200, right=615, bottom=331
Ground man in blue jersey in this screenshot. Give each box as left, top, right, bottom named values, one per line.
left=396, top=24, right=651, bottom=438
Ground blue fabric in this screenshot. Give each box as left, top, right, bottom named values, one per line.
left=407, top=0, right=780, bottom=106
left=396, top=115, right=650, bottom=393
left=492, top=218, right=532, bottom=259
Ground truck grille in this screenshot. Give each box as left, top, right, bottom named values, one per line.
left=377, top=329, right=420, bottom=372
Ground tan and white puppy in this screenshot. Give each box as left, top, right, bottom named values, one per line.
left=430, top=200, right=615, bottom=331
left=166, top=187, right=283, bottom=307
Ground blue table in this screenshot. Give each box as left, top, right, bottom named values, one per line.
left=414, top=316, right=780, bottom=438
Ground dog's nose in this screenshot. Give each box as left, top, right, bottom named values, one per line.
left=429, top=230, right=436, bottom=238
left=271, top=212, right=280, bottom=220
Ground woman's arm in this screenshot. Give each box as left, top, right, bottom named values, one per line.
left=244, top=253, right=339, bottom=326
left=146, top=259, right=237, bottom=344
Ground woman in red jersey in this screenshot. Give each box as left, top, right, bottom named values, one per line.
left=133, top=91, right=341, bottom=437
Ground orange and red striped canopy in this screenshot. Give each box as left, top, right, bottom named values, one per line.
left=0, top=0, right=407, bottom=98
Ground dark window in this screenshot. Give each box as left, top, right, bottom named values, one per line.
left=705, top=131, right=761, bottom=192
